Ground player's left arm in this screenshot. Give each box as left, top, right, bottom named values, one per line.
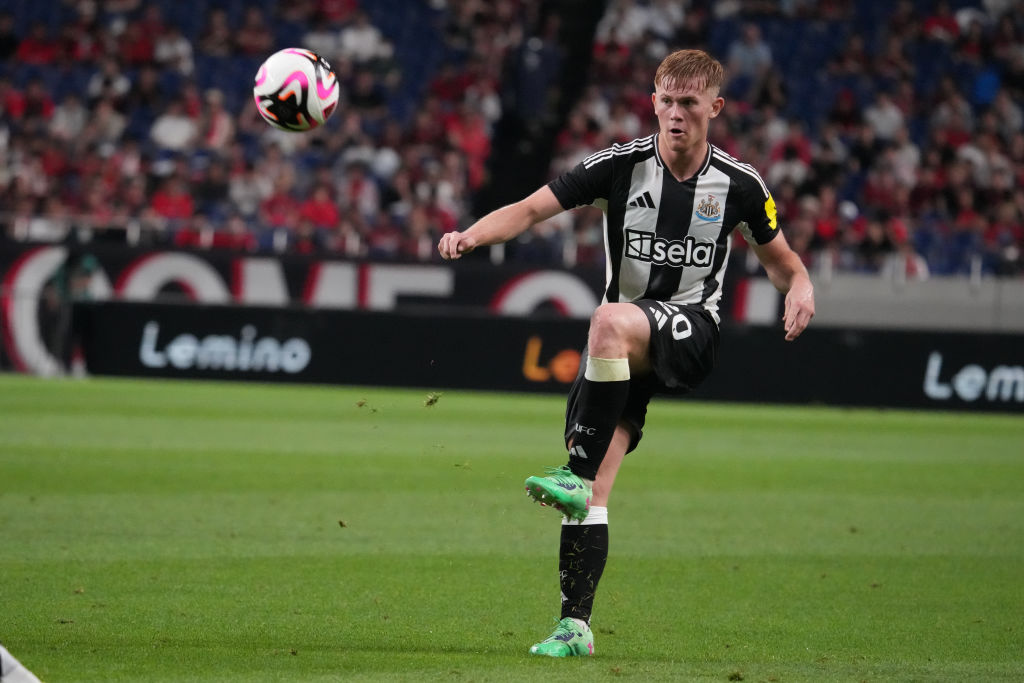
left=751, top=232, right=815, bottom=341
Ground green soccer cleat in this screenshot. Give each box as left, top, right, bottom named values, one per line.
left=528, top=617, right=595, bottom=657
left=524, top=466, right=592, bottom=522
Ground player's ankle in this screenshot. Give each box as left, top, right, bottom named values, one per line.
left=569, top=617, right=590, bottom=631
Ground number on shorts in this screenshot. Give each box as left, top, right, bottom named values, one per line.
left=672, top=312, right=692, bottom=340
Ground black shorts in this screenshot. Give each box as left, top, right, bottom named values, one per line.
left=564, top=300, right=719, bottom=453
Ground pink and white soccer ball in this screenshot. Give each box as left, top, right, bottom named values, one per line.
left=253, top=48, right=339, bottom=132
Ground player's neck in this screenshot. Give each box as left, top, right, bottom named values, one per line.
left=659, top=138, right=708, bottom=182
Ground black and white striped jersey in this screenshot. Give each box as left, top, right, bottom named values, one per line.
left=548, top=133, right=780, bottom=323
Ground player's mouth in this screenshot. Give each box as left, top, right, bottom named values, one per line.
left=668, top=127, right=685, bottom=136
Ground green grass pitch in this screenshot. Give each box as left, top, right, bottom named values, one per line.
left=1, top=374, right=1022, bottom=682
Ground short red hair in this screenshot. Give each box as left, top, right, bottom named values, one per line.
left=654, top=49, right=725, bottom=95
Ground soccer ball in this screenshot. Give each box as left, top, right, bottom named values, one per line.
left=253, top=48, right=339, bottom=132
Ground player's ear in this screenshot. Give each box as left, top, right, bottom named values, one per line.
left=709, top=96, right=724, bottom=118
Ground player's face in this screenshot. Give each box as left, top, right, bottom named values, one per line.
left=652, top=78, right=723, bottom=156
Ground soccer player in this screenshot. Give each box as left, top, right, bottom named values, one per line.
left=438, top=49, right=815, bottom=656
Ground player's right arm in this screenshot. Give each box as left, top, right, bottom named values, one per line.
left=438, top=186, right=565, bottom=260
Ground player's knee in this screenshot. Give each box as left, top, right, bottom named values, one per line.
left=588, top=304, right=640, bottom=355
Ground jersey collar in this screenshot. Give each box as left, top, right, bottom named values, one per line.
left=653, top=133, right=665, bottom=169
left=698, top=143, right=713, bottom=175
left=653, top=134, right=714, bottom=178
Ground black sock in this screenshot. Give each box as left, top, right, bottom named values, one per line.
left=559, top=521, right=609, bottom=625
left=567, top=375, right=630, bottom=480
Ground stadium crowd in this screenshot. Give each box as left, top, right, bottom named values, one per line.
left=0, top=0, right=1022, bottom=277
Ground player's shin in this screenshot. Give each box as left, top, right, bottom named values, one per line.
left=567, top=357, right=630, bottom=480
left=559, top=506, right=609, bottom=626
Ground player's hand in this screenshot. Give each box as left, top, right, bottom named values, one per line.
left=438, top=231, right=477, bottom=260
left=782, top=279, right=815, bottom=341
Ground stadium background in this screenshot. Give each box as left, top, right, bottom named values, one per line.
left=1, top=3, right=1023, bottom=681
left=0, top=0, right=1022, bottom=410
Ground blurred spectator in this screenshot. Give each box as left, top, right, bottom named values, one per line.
left=827, top=88, right=863, bottom=135
left=810, top=122, right=849, bottom=186
left=338, top=161, right=380, bottom=221
left=229, top=162, right=273, bottom=219
left=22, top=195, right=72, bottom=243
left=885, top=0, right=920, bottom=42
left=339, top=11, right=388, bottom=64
left=648, top=0, right=686, bottom=42
left=767, top=144, right=810, bottom=189
left=369, top=120, right=404, bottom=181
left=235, top=7, right=274, bottom=57
left=726, top=23, right=773, bottom=101
left=401, top=201, right=441, bottom=261
left=316, top=0, right=360, bottom=26
left=889, top=125, right=921, bottom=188
left=429, top=61, right=475, bottom=104
left=0, top=13, right=18, bottom=60
left=154, top=24, right=195, bottom=77
left=444, top=102, right=491, bottom=190
left=138, top=4, right=167, bottom=40
left=104, top=0, right=143, bottom=19
left=21, top=80, right=55, bottom=133
left=220, top=213, right=258, bottom=251
left=198, top=8, right=233, bottom=57
left=125, top=65, right=165, bottom=116
left=60, top=11, right=107, bottom=64
left=985, top=199, right=1023, bottom=274
left=150, top=99, right=198, bottom=152
left=874, top=35, right=916, bottom=85
left=87, top=58, right=132, bottom=110
left=863, top=90, right=906, bottom=142
left=990, top=13, right=1022, bottom=68
left=303, top=17, right=340, bottom=63
left=347, top=69, right=390, bottom=128
left=149, top=176, right=194, bottom=224
left=510, top=15, right=564, bottom=123
left=15, top=22, right=59, bottom=65
left=605, top=98, right=643, bottom=144
left=260, top=176, right=301, bottom=230
left=299, top=183, right=340, bottom=229
left=80, top=99, right=127, bottom=148
left=49, top=94, right=89, bottom=143
left=365, top=210, right=403, bottom=259
left=674, top=10, right=709, bottom=51
left=828, top=34, right=870, bottom=77
left=857, top=217, right=896, bottom=272
left=118, top=18, right=155, bottom=66
left=595, top=0, right=655, bottom=46
left=193, top=158, right=231, bottom=214
left=954, top=17, right=988, bottom=64
left=291, top=217, right=330, bottom=254
left=923, top=1, right=960, bottom=43
left=200, top=89, right=235, bottom=152
left=990, top=89, right=1023, bottom=142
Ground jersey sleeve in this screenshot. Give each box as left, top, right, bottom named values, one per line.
left=735, top=172, right=781, bottom=246
left=547, top=156, right=614, bottom=210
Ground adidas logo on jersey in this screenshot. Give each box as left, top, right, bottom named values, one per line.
left=627, top=191, right=656, bottom=209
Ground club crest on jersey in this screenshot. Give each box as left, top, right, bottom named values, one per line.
left=695, top=194, right=721, bottom=222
